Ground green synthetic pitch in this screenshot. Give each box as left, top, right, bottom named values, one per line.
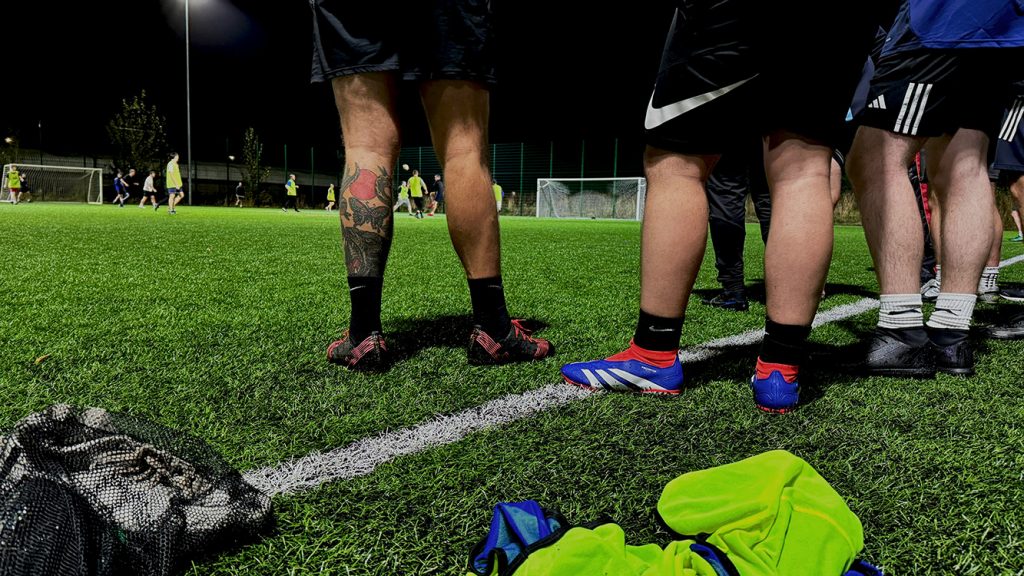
left=1, top=203, right=1023, bottom=575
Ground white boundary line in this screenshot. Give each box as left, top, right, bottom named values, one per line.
left=244, top=249, right=1024, bottom=496
left=1000, top=253, right=1024, bottom=269
left=244, top=298, right=880, bottom=496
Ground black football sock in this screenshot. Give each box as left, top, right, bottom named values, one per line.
left=348, top=276, right=384, bottom=342
left=632, top=309, right=684, bottom=352
left=469, top=277, right=513, bottom=337
left=758, top=318, right=811, bottom=366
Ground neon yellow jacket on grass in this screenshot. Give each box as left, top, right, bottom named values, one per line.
left=468, top=451, right=868, bottom=576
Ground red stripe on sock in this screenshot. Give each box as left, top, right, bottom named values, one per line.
left=756, top=359, right=799, bottom=382
left=607, top=341, right=677, bottom=368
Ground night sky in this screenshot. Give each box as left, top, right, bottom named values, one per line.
left=6, top=1, right=675, bottom=167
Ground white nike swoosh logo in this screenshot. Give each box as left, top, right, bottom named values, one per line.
left=644, top=74, right=758, bottom=130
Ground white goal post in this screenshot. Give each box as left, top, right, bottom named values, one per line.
left=536, top=177, right=646, bottom=221
left=2, top=164, right=104, bottom=204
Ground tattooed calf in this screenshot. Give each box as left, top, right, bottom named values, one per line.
left=339, top=163, right=394, bottom=276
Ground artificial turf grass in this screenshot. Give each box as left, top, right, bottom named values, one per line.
left=2, top=204, right=1023, bottom=574
left=192, top=317, right=1024, bottom=575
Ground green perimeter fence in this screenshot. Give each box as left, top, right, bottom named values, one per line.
left=5, top=139, right=1022, bottom=227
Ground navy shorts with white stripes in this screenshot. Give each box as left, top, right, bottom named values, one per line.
left=858, top=49, right=1014, bottom=140
left=992, top=83, right=1024, bottom=174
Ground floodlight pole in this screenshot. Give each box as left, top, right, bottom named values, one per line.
left=185, top=0, right=193, bottom=205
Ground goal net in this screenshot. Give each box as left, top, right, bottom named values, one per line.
left=536, top=177, right=646, bottom=220
left=2, top=164, right=104, bottom=204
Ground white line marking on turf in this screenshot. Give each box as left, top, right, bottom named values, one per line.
left=1000, top=253, right=1024, bottom=268
left=679, top=298, right=879, bottom=363
left=242, top=383, right=592, bottom=495
left=243, top=298, right=879, bottom=496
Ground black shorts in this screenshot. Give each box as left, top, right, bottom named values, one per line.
left=645, top=0, right=883, bottom=154
left=992, top=92, right=1024, bottom=175
left=413, top=196, right=425, bottom=210
left=310, top=0, right=496, bottom=86
left=858, top=48, right=1022, bottom=140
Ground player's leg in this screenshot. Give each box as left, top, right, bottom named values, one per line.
left=921, top=129, right=993, bottom=375
left=756, top=131, right=838, bottom=399
left=925, top=133, right=994, bottom=297
left=561, top=0, right=753, bottom=395
left=703, top=151, right=752, bottom=311
left=763, top=134, right=835, bottom=322
left=829, top=155, right=843, bottom=208
left=848, top=126, right=933, bottom=374
left=910, top=162, right=940, bottom=299
left=639, top=150, right=717, bottom=320
left=325, top=72, right=399, bottom=369
left=1012, top=173, right=1024, bottom=240
left=978, top=195, right=1003, bottom=302
left=746, top=0, right=881, bottom=411
left=752, top=171, right=772, bottom=243
left=928, top=181, right=943, bottom=287
left=560, top=148, right=714, bottom=394
left=850, top=129, right=928, bottom=296
left=419, top=79, right=551, bottom=363
left=846, top=39, right=999, bottom=376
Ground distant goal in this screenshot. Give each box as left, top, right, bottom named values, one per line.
left=2, top=164, right=104, bottom=204
left=536, top=177, right=646, bottom=220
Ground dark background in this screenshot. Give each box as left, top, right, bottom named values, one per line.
left=5, top=1, right=676, bottom=169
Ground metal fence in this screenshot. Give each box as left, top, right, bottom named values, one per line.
left=5, top=138, right=648, bottom=211
left=395, top=138, right=647, bottom=216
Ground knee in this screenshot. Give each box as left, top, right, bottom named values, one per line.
left=845, top=150, right=870, bottom=192
left=440, top=142, right=488, bottom=172
left=643, top=147, right=712, bottom=186
left=846, top=141, right=907, bottom=194
left=343, top=130, right=399, bottom=160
